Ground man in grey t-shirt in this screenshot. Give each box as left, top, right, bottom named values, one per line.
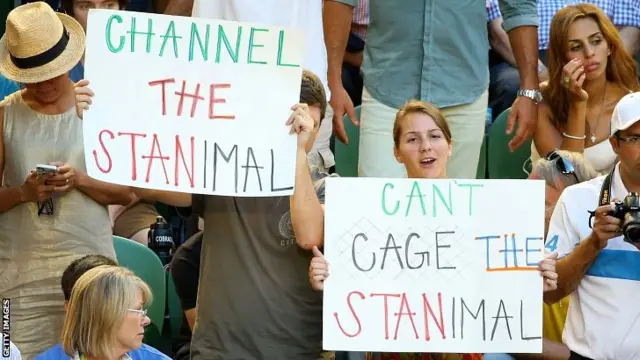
left=133, top=70, right=334, bottom=360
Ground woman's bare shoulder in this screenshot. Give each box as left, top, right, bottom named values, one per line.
left=610, top=82, right=633, bottom=99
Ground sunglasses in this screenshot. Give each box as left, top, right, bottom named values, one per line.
left=544, top=150, right=579, bottom=182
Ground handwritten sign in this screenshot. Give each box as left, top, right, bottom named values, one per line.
left=323, top=178, right=546, bottom=354
left=83, top=10, right=304, bottom=197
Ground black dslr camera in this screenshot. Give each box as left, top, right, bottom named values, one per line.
left=609, top=192, right=640, bottom=243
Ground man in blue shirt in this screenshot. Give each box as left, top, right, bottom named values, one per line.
left=325, top=0, right=541, bottom=179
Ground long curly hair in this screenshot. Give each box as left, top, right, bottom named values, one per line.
left=543, top=3, right=640, bottom=127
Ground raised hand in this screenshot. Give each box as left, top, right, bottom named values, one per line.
left=561, top=59, right=588, bottom=102
left=539, top=252, right=559, bottom=292
left=287, top=103, right=316, bottom=148
left=74, top=79, right=94, bottom=120
left=309, top=246, right=329, bottom=291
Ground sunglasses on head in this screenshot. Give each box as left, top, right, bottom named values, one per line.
left=544, top=150, right=579, bottom=182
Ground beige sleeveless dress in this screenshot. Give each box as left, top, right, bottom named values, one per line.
left=0, top=91, right=115, bottom=359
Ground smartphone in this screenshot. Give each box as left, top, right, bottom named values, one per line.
left=36, top=164, right=57, bottom=178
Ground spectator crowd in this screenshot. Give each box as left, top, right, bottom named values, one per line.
left=1, top=0, right=640, bottom=360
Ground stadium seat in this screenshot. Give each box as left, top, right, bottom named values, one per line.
left=487, top=108, right=532, bottom=179
left=112, top=236, right=166, bottom=337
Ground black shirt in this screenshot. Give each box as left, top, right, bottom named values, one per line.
left=170, top=231, right=203, bottom=360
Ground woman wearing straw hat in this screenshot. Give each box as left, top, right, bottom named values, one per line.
left=0, top=2, right=133, bottom=358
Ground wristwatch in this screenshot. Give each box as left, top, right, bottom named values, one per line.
left=517, top=89, right=543, bottom=104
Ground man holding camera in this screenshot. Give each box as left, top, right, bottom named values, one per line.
left=544, top=92, right=640, bottom=360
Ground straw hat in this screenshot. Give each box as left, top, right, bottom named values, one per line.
left=0, top=2, right=85, bottom=84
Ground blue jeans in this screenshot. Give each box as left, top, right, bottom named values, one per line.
left=488, top=62, right=519, bottom=121
left=488, top=50, right=549, bottom=121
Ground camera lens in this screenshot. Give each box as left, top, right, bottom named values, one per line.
left=624, top=222, right=640, bottom=243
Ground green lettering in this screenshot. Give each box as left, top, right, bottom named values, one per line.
left=189, top=23, right=210, bottom=61
left=276, top=30, right=299, bottom=67
left=381, top=183, right=400, bottom=215
left=126, top=16, right=155, bottom=54
left=405, top=181, right=426, bottom=217
left=159, top=20, right=182, bottom=58
left=457, top=183, right=484, bottom=216
left=216, top=25, right=241, bottom=63
left=247, top=27, right=268, bottom=65
left=432, top=183, right=453, bottom=216
left=105, top=15, right=124, bottom=53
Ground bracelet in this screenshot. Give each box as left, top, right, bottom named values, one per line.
left=562, top=132, right=586, bottom=140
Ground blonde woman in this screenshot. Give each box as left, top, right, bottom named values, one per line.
left=51, top=266, right=167, bottom=360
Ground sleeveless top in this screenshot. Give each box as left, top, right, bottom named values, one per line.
left=0, top=91, right=115, bottom=359
left=530, top=135, right=618, bottom=174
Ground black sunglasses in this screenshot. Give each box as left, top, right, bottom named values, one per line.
left=544, top=150, right=579, bottom=182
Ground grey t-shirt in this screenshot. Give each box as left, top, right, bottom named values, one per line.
left=190, top=168, right=336, bottom=360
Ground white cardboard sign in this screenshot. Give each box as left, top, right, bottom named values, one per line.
left=83, top=10, right=304, bottom=197
left=323, top=178, right=546, bottom=354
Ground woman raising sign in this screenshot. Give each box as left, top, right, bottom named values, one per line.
left=310, top=100, right=558, bottom=360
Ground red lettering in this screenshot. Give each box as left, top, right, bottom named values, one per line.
left=118, top=132, right=146, bottom=181
left=92, top=129, right=115, bottom=174
left=149, top=78, right=176, bottom=115
left=209, top=84, right=235, bottom=120
left=422, top=292, right=446, bottom=341
left=334, top=291, right=365, bottom=338
left=371, top=293, right=401, bottom=340
left=174, top=135, right=195, bottom=187
left=394, top=293, right=419, bottom=340
left=141, top=134, right=170, bottom=184
left=174, top=80, right=205, bottom=118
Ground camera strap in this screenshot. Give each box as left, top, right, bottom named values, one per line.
left=589, top=167, right=616, bottom=229
left=599, top=167, right=615, bottom=206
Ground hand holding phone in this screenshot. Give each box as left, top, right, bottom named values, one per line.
left=22, top=170, right=55, bottom=203
left=46, top=162, right=77, bottom=192
left=36, top=164, right=57, bottom=179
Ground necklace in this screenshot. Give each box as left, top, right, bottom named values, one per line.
left=587, top=82, right=607, bottom=143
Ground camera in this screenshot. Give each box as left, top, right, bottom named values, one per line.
left=609, top=192, right=640, bottom=243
